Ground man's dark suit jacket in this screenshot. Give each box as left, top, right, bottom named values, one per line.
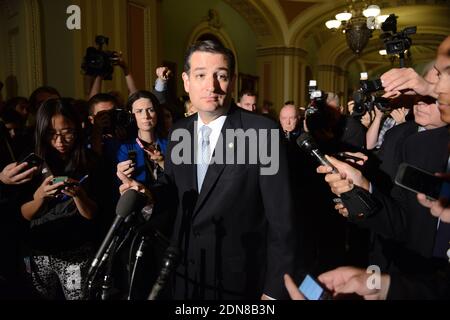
left=157, top=105, right=295, bottom=300
left=356, top=121, right=449, bottom=273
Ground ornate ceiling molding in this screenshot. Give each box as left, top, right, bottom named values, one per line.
left=256, top=46, right=307, bottom=58
left=380, top=0, right=450, bottom=6
left=222, top=0, right=272, bottom=37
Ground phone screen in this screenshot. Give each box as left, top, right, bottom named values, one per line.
left=396, top=164, right=443, bottom=200
left=298, top=275, right=325, bottom=300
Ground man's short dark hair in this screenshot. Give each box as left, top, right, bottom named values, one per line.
left=238, top=89, right=257, bottom=101
left=88, top=93, right=118, bottom=115
left=29, top=86, right=60, bottom=110
left=284, top=100, right=295, bottom=106
left=184, top=40, right=235, bottom=75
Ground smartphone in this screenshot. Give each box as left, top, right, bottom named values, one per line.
left=127, top=150, right=137, bottom=163
left=298, top=274, right=332, bottom=300
left=51, top=176, right=68, bottom=195
left=19, top=153, right=44, bottom=169
left=395, top=163, right=444, bottom=201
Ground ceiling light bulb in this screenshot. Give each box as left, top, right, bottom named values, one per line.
left=335, top=12, right=352, bottom=21
left=325, top=20, right=341, bottom=29
left=363, top=5, right=381, bottom=18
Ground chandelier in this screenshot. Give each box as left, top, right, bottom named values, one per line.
left=325, top=1, right=388, bottom=55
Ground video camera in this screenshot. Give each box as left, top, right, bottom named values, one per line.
left=352, top=72, right=390, bottom=116
left=81, top=35, right=118, bottom=80
left=380, top=14, right=416, bottom=67
left=305, top=80, right=328, bottom=117
left=100, top=108, right=134, bottom=135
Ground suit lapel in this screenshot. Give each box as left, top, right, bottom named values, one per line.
left=193, top=105, right=242, bottom=217
left=179, top=116, right=198, bottom=194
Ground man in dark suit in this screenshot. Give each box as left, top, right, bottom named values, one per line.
left=118, top=40, right=294, bottom=300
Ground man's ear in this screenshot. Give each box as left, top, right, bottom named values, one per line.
left=182, top=72, right=190, bottom=93
left=88, top=115, right=94, bottom=124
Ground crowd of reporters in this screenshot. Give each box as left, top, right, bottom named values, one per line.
left=1, top=35, right=450, bottom=300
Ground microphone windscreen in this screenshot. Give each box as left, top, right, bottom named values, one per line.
left=296, top=132, right=317, bottom=153
left=116, top=189, right=147, bottom=218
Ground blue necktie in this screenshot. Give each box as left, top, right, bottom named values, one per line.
left=197, top=125, right=212, bottom=191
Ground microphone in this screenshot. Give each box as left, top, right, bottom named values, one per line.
left=148, top=246, right=180, bottom=300
left=296, top=132, right=338, bottom=173
left=297, top=133, right=380, bottom=219
left=88, top=189, right=147, bottom=276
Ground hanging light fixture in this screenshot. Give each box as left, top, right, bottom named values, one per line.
left=325, top=1, right=388, bottom=55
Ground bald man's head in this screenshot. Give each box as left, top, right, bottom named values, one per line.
left=279, top=104, right=299, bottom=132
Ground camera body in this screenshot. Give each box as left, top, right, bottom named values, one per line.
left=352, top=73, right=390, bottom=116
left=305, top=80, right=328, bottom=117
left=380, top=14, right=417, bottom=56
left=101, top=108, right=133, bottom=135
left=81, top=35, right=117, bottom=80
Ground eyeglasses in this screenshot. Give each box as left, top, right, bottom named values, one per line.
left=47, top=129, right=76, bottom=141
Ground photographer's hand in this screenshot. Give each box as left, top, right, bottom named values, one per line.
left=283, top=274, right=306, bottom=300
left=381, top=67, right=437, bottom=98
left=22, top=176, right=63, bottom=220
left=156, top=66, right=172, bottom=82
left=318, top=266, right=390, bottom=300
left=317, top=155, right=370, bottom=195
left=62, top=178, right=97, bottom=220
left=390, top=107, right=408, bottom=124
left=417, top=171, right=450, bottom=223
left=117, top=160, right=135, bottom=180
left=117, top=171, right=154, bottom=204
left=144, top=148, right=165, bottom=170
left=113, top=51, right=137, bottom=94
left=0, top=162, right=37, bottom=185
left=34, top=176, right=64, bottom=200
left=112, top=52, right=129, bottom=74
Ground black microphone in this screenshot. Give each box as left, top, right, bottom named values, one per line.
left=296, top=132, right=338, bottom=173
left=297, top=133, right=380, bottom=219
left=88, top=189, right=147, bottom=276
left=148, top=246, right=180, bottom=300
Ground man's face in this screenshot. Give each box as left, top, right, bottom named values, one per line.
left=414, top=68, right=445, bottom=129
left=182, top=52, right=234, bottom=118
left=279, top=106, right=299, bottom=132
left=435, top=38, right=450, bottom=123
left=238, top=94, right=257, bottom=112
left=89, top=101, right=115, bottom=124
left=414, top=101, right=446, bottom=129
left=94, top=101, right=115, bottom=115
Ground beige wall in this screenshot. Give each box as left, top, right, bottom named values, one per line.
left=0, top=0, right=43, bottom=99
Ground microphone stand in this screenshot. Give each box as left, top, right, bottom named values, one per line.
left=148, top=246, right=180, bottom=300
left=86, top=234, right=119, bottom=300
left=127, top=236, right=147, bottom=300
left=127, top=226, right=171, bottom=300
left=100, top=236, right=120, bottom=300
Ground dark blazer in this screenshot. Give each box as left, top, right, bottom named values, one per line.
left=159, top=105, right=295, bottom=300
left=355, top=122, right=449, bottom=273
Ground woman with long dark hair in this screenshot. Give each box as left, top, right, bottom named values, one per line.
left=116, top=90, right=167, bottom=185
left=20, top=98, right=101, bottom=300
left=113, top=91, right=168, bottom=299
